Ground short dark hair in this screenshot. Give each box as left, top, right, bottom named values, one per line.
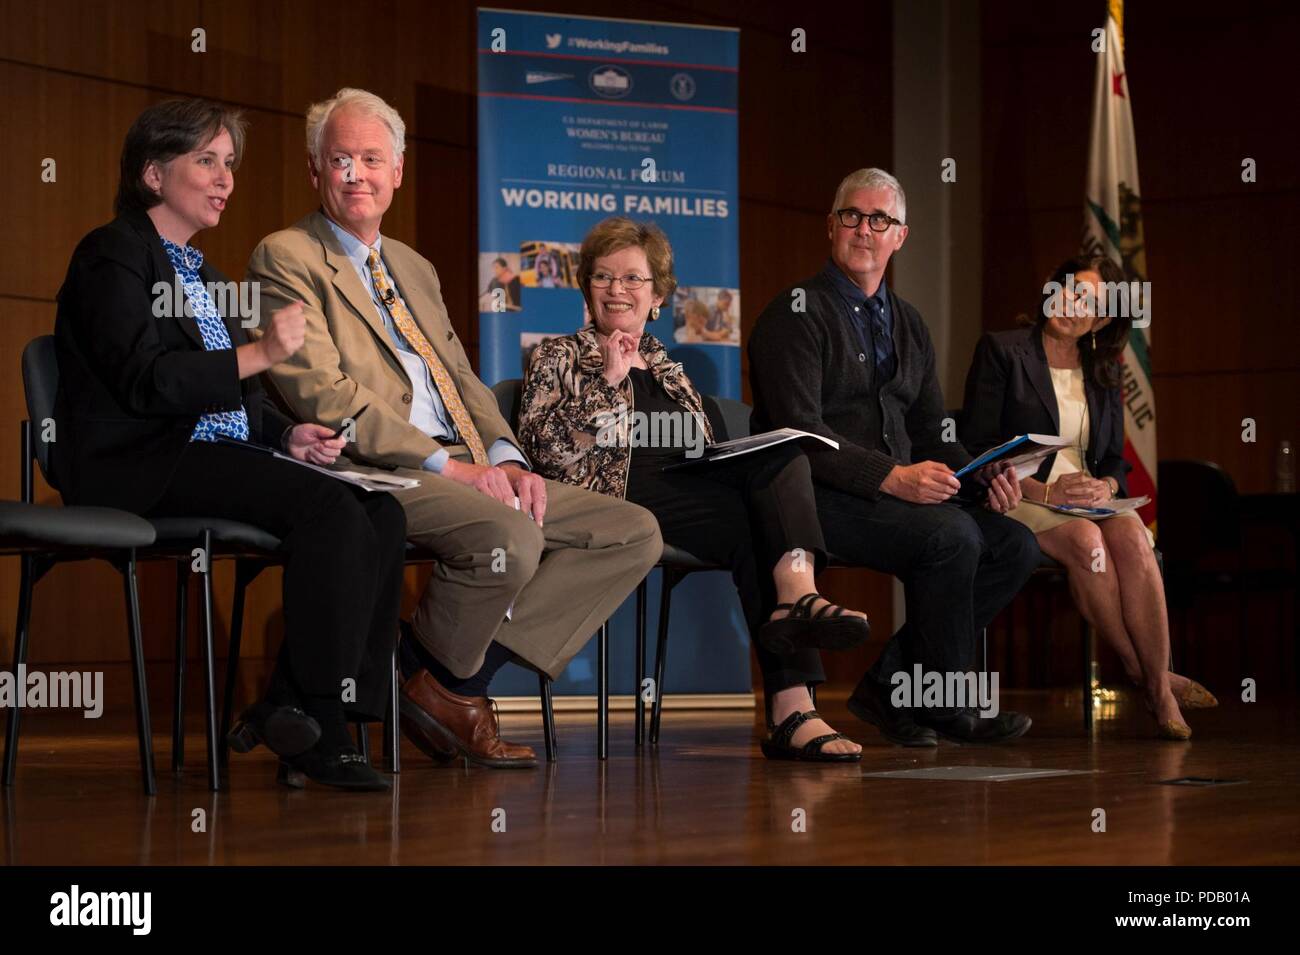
left=115, top=99, right=247, bottom=215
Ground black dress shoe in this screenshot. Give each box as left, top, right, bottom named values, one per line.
left=846, top=676, right=938, bottom=747
left=278, top=743, right=392, bottom=792
left=227, top=701, right=321, bottom=758
left=913, top=709, right=1032, bottom=744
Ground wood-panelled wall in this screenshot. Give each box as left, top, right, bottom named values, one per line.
left=0, top=0, right=896, bottom=683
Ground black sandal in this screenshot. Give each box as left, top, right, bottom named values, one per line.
left=758, top=593, right=870, bottom=655
left=761, top=709, right=861, bottom=763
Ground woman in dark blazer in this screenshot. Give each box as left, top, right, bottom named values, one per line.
left=960, top=256, right=1214, bottom=740
left=52, top=99, right=405, bottom=789
left=519, top=217, right=870, bottom=762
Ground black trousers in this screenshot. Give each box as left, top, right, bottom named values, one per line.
left=144, top=441, right=408, bottom=722
left=626, top=441, right=827, bottom=697
left=814, top=486, right=1041, bottom=715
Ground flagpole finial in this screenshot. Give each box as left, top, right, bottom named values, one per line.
left=1109, top=0, right=1124, bottom=52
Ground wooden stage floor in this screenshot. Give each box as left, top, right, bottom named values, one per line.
left=2, top=688, right=1298, bottom=866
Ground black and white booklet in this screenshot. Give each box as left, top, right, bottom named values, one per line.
left=213, top=436, right=420, bottom=492
left=662, top=428, right=839, bottom=472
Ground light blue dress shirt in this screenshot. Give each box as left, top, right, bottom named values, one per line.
left=325, top=217, right=526, bottom=473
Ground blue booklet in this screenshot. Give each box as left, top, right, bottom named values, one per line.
left=955, top=433, right=1071, bottom=497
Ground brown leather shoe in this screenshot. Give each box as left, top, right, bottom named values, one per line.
left=399, top=668, right=538, bottom=769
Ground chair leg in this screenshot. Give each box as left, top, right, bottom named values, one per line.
left=122, top=550, right=157, bottom=797
left=538, top=675, right=557, bottom=762
left=218, top=560, right=254, bottom=768
left=383, top=645, right=400, bottom=774
left=635, top=579, right=647, bottom=746
left=198, top=531, right=220, bottom=791
left=172, top=563, right=188, bottom=773
left=1082, top=619, right=1095, bottom=733
left=597, top=621, right=609, bottom=760
left=355, top=722, right=370, bottom=761
left=2, top=554, right=35, bottom=787
left=650, top=570, right=675, bottom=745
left=1238, top=578, right=1250, bottom=680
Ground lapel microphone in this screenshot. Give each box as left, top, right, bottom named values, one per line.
left=382, top=288, right=396, bottom=306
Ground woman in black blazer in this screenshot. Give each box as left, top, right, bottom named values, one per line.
left=960, top=256, right=1214, bottom=740
left=53, top=99, right=405, bottom=789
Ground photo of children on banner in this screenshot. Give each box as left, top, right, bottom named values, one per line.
left=519, top=241, right=579, bottom=289
left=673, top=286, right=740, bottom=344
left=477, top=252, right=523, bottom=312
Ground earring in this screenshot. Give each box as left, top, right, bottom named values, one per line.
left=650, top=306, right=660, bottom=321
left=1091, top=331, right=1097, bottom=349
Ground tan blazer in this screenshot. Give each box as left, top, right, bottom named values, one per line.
left=246, top=210, right=521, bottom=469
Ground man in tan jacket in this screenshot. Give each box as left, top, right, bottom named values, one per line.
left=247, top=88, right=661, bottom=769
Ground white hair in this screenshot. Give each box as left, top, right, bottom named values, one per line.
left=305, top=87, right=406, bottom=169
left=831, top=168, right=906, bottom=224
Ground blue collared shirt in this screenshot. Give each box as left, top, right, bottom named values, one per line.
left=325, top=217, right=525, bottom=473
left=822, top=259, right=896, bottom=381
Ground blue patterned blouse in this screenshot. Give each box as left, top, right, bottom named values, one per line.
left=160, top=237, right=251, bottom=442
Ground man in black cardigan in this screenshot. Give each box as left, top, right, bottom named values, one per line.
left=749, top=168, right=1040, bottom=746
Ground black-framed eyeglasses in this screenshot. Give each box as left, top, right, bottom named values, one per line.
left=835, top=208, right=903, bottom=232
left=590, top=271, right=650, bottom=291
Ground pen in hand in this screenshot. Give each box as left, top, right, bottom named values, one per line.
left=329, top=405, right=369, bottom=440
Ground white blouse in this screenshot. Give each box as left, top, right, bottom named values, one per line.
left=1046, top=365, right=1088, bottom=483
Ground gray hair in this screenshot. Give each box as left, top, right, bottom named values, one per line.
left=305, top=87, right=406, bottom=169
left=831, top=168, right=906, bottom=224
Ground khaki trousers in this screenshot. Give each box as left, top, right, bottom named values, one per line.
left=365, top=451, right=661, bottom=679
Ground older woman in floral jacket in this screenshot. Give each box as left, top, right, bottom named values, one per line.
left=519, top=217, right=870, bottom=762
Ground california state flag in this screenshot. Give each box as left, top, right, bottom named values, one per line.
left=1084, top=0, right=1157, bottom=528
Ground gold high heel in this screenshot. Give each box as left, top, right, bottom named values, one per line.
left=1174, top=680, right=1218, bottom=709
left=1144, top=695, right=1193, bottom=740
left=1157, top=720, right=1192, bottom=741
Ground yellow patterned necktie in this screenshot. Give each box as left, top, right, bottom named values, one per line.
left=367, top=249, right=488, bottom=464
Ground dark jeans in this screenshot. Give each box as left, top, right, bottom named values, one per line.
left=144, top=441, right=408, bottom=721
left=626, top=441, right=828, bottom=699
left=814, top=485, right=1041, bottom=716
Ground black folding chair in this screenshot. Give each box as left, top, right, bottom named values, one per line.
left=23, top=336, right=398, bottom=792
left=4, top=343, right=159, bottom=794
left=1158, top=459, right=1294, bottom=681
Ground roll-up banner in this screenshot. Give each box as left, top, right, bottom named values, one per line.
left=476, top=8, right=749, bottom=700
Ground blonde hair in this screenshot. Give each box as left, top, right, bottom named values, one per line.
left=305, top=88, right=406, bottom=169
